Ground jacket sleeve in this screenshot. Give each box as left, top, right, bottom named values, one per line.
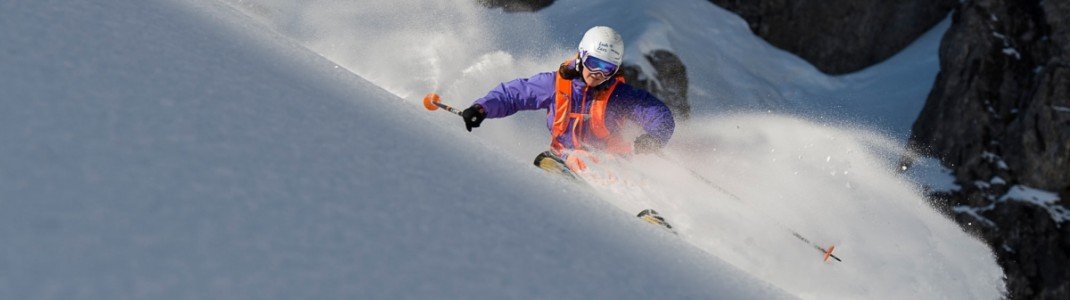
left=473, top=72, right=556, bottom=118
left=616, top=85, right=675, bottom=145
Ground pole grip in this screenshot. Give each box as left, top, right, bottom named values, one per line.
left=439, top=103, right=463, bottom=116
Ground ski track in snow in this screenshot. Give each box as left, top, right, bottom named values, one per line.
left=1, top=0, right=1006, bottom=298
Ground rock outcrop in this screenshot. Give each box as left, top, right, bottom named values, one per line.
left=619, top=50, right=691, bottom=122
left=709, top=0, right=955, bottom=74
left=909, top=0, right=1070, bottom=298
left=912, top=0, right=1069, bottom=196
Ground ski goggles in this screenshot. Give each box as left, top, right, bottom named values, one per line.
left=582, top=54, right=619, bottom=76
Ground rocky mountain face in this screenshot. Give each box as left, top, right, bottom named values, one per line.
left=708, top=0, right=955, bottom=74
left=912, top=0, right=1069, bottom=196
left=910, top=0, right=1070, bottom=298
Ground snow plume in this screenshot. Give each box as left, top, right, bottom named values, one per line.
left=223, top=0, right=564, bottom=102
left=583, top=114, right=1005, bottom=299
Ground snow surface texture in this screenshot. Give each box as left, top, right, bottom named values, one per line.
left=0, top=0, right=790, bottom=298
left=1, top=0, right=1005, bottom=299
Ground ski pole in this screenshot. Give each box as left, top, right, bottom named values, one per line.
left=655, top=152, right=842, bottom=262
left=422, top=93, right=463, bottom=116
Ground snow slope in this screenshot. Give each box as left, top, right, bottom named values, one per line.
left=0, top=0, right=789, bottom=298
left=221, top=0, right=1005, bottom=298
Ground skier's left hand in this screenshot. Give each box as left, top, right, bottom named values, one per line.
left=633, top=133, right=662, bottom=154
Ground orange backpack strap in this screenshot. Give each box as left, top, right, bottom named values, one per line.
left=588, top=76, right=625, bottom=138
left=550, top=73, right=573, bottom=153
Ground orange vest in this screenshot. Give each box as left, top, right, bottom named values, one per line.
left=550, top=74, right=632, bottom=155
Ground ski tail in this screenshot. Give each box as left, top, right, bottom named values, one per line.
left=637, top=209, right=677, bottom=234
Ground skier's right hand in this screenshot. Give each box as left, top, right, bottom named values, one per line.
left=633, top=133, right=663, bottom=154
left=462, top=104, right=486, bottom=132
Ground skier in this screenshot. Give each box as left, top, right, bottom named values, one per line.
left=461, top=26, right=674, bottom=166
left=460, top=26, right=675, bottom=229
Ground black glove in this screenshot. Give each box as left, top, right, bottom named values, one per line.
left=462, top=104, right=486, bottom=132
left=633, top=133, right=663, bottom=154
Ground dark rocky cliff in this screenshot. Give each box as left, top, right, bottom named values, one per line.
left=912, top=0, right=1069, bottom=197
left=910, top=0, right=1070, bottom=298
left=709, top=0, right=955, bottom=74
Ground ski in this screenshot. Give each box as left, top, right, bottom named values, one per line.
left=638, top=209, right=677, bottom=234
left=534, top=151, right=676, bottom=233
left=533, top=150, right=580, bottom=181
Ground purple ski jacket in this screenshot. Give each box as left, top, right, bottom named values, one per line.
left=474, top=72, right=674, bottom=152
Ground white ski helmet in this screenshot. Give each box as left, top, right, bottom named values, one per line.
left=577, top=26, right=624, bottom=67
